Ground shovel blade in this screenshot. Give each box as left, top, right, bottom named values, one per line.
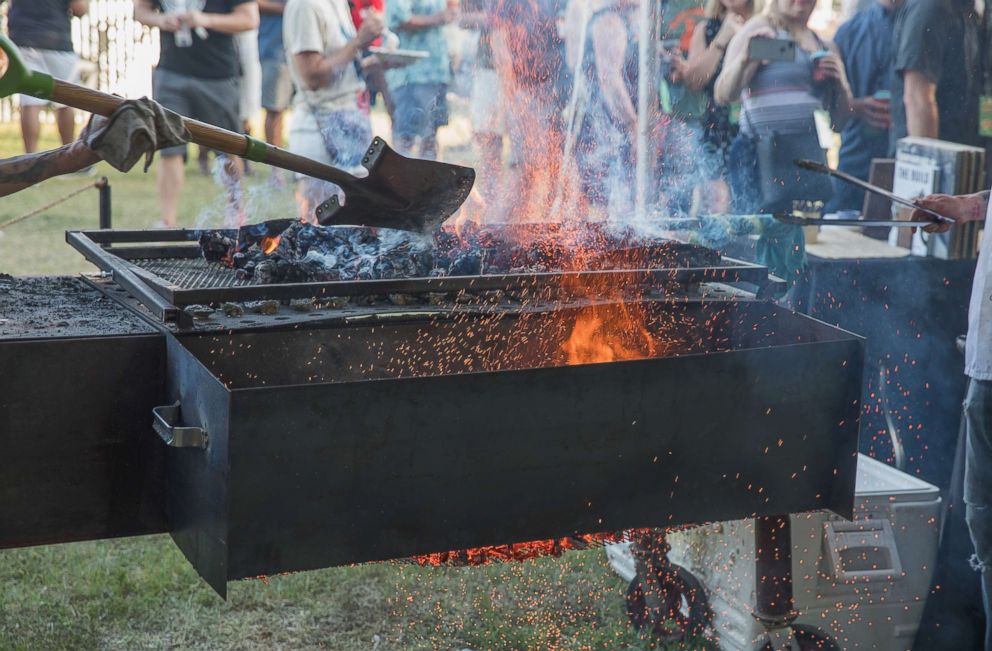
left=314, top=138, right=475, bottom=233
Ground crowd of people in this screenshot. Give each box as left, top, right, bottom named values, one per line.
left=2, top=0, right=986, bottom=225
left=4, top=0, right=992, bottom=648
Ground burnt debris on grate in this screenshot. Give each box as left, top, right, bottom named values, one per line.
left=197, top=220, right=724, bottom=286
left=0, top=276, right=156, bottom=339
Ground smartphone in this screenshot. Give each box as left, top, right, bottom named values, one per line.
left=748, top=37, right=796, bottom=62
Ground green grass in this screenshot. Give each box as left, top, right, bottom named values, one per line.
left=1, top=536, right=716, bottom=651
left=0, top=124, right=297, bottom=276
left=0, top=121, right=715, bottom=650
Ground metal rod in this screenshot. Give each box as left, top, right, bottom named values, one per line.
left=795, top=159, right=954, bottom=224
left=635, top=0, right=660, bottom=220
left=97, top=177, right=112, bottom=229
left=139, top=265, right=772, bottom=307
left=774, top=216, right=936, bottom=228
left=66, top=230, right=190, bottom=328
left=77, top=228, right=197, bottom=244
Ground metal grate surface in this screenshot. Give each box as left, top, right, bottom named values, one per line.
left=131, top=257, right=258, bottom=289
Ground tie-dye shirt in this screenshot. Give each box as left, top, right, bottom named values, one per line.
left=385, top=0, right=452, bottom=88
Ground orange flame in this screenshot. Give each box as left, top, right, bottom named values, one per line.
left=296, top=188, right=317, bottom=224
left=562, top=303, right=658, bottom=365
left=261, top=235, right=281, bottom=255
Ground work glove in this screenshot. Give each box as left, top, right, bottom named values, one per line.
left=81, top=97, right=190, bottom=173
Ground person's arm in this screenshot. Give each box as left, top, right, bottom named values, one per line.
left=257, top=0, right=284, bottom=15
left=678, top=14, right=743, bottom=93
left=134, top=0, right=183, bottom=32
left=183, top=1, right=259, bottom=34
left=911, top=190, right=989, bottom=232
left=850, top=96, right=891, bottom=129
left=903, top=70, right=939, bottom=138
left=892, top=1, right=944, bottom=139
left=713, top=19, right=774, bottom=105
left=591, top=14, right=637, bottom=134
left=833, top=35, right=884, bottom=128
left=69, top=0, right=89, bottom=17
left=819, top=42, right=854, bottom=130
left=291, top=12, right=383, bottom=90
left=0, top=143, right=98, bottom=198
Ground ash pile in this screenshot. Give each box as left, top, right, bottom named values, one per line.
left=198, top=220, right=722, bottom=285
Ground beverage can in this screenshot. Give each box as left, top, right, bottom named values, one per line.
left=864, top=89, right=892, bottom=137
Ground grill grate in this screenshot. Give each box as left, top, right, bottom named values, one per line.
left=131, top=257, right=257, bottom=290
left=66, top=229, right=787, bottom=327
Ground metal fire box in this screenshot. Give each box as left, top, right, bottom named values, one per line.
left=159, top=300, right=863, bottom=596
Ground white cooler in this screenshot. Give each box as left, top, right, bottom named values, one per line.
left=606, top=454, right=941, bottom=650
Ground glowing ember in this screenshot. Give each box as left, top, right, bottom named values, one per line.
left=411, top=530, right=649, bottom=567
left=562, top=303, right=658, bottom=365
left=260, top=235, right=281, bottom=255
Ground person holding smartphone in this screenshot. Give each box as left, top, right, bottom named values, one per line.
left=714, top=0, right=853, bottom=210
left=713, top=0, right=852, bottom=283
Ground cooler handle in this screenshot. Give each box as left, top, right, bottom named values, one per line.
left=153, top=402, right=208, bottom=449
left=824, top=519, right=902, bottom=582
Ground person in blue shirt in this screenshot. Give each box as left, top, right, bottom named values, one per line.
left=385, top=0, right=457, bottom=160
left=827, top=0, right=895, bottom=213
left=258, top=0, right=292, bottom=155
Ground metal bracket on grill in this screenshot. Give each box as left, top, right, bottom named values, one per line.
left=153, top=402, right=208, bottom=448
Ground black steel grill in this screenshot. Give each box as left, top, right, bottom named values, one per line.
left=0, top=225, right=864, bottom=602
left=66, top=228, right=786, bottom=329
left=131, top=256, right=256, bottom=289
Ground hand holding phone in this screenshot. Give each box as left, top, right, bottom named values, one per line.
left=747, top=36, right=795, bottom=63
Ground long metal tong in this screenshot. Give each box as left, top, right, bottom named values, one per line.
left=777, top=159, right=956, bottom=228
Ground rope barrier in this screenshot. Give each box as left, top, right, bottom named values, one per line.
left=0, top=178, right=106, bottom=232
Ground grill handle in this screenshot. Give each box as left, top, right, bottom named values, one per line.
left=153, top=402, right=208, bottom=449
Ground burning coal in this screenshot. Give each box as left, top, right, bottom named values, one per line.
left=197, top=220, right=723, bottom=286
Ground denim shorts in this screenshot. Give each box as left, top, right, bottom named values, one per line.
left=261, top=58, right=293, bottom=112
left=391, top=82, right=448, bottom=140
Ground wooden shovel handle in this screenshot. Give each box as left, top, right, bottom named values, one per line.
left=49, top=78, right=356, bottom=186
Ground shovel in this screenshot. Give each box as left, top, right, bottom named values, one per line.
left=0, top=34, right=475, bottom=233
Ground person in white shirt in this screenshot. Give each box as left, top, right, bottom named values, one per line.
left=283, top=0, right=382, bottom=219
left=913, top=191, right=992, bottom=651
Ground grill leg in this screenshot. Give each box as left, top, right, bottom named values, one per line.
left=753, top=515, right=797, bottom=647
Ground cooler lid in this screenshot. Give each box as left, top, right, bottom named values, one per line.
left=855, top=454, right=940, bottom=502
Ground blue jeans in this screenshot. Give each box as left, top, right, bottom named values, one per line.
left=965, top=378, right=992, bottom=651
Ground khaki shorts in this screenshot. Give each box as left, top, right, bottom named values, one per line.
left=19, top=48, right=79, bottom=108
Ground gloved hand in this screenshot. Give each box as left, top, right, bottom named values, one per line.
left=80, top=97, right=190, bottom=173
